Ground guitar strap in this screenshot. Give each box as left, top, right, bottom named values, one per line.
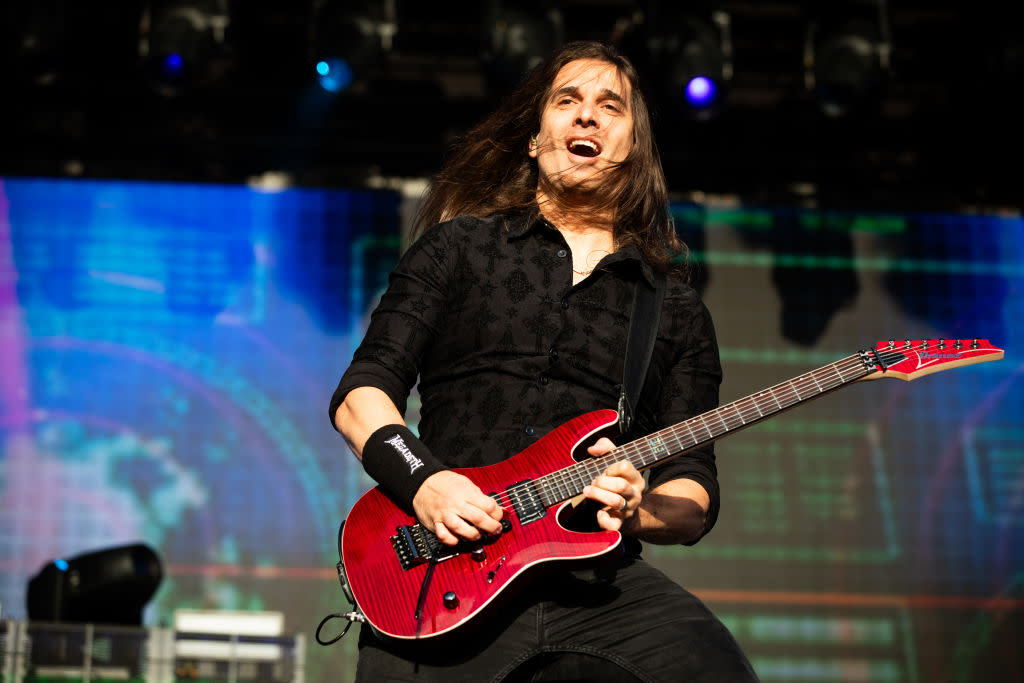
left=617, top=268, right=667, bottom=435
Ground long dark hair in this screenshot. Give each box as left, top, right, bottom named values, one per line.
left=413, top=41, right=683, bottom=271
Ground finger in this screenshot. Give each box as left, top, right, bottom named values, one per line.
left=433, top=521, right=459, bottom=546
left=591, top=474, right=630, bottom=496
left=604, top=459, right=644, bottom=484
left=459, top=503, right=504, bottom=535
left=596, top=509, right=624, bottom=531
left=472, top=493, right=504, bottom=521
left=583, top=484, right=625, bottom=512
left=587, top=437, right=617, bottom=457
left=440, top=512, right=484, bottom=542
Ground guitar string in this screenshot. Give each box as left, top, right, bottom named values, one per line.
left=447, top=344, right=963, bottom=529
left=531, top=343, right=973, bottom=505
left=520, top=349, right=907, bottom=507
left=452, top=343, right=980, bottom=540
left=495, top=356, right=867, bottom=511
left=483, top=355, right=865, bottom=517
left=533, top=355, right=866, bottom=501
left=522, top=342, right=981, bottom=526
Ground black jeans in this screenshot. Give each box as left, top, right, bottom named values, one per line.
left=354, top=554, right=758, bottom=682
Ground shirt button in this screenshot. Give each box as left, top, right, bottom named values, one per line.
left=539, top=375, right=549, bottom=386
left=525, top=425, right=536, bottom=436
left=557, top=248, right=568, bottom=258
left=549, top=347, right=559, bottom=361
left=560, top=297, right=569, bottom=309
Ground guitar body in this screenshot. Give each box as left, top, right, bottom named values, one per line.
left=341, top=409, right=623, bottom=640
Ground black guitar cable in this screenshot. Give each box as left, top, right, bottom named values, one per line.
left=315, top=610, right=366, bottom=646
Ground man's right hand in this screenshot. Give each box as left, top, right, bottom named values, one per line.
left=412, top=470, right=504, bottom=546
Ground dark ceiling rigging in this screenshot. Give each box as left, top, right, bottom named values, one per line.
left=1, top=0, right=1020, bottom=211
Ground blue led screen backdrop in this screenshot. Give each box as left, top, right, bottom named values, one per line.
left=0, top=177, right=1020, bottom=682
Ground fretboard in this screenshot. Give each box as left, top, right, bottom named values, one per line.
left=533, top=348, right=904, bottom=507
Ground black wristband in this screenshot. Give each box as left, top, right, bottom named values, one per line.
left=360, top=425, right=447, bottom=510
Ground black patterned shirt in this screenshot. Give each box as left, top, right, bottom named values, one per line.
left=330, top=212, right=723, bottom=537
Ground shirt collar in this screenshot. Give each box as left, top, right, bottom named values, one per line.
left=501, top=212, right=657, bottom=287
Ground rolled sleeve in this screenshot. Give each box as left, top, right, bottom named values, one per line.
left=646, top=294, right=723, bottom=543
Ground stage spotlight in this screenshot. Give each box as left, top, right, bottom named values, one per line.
left=140, top=0, right=230, bottom=96
left=806, top=5, right=890, bottom=118
left=649, top=11, right=732, bottom=121
left=315, top=58, right=354, bottom=93
left=684, top=76, right=717, bottom=108
left=310, top=3, right=389, bottom=94
left=27, top=543, right=163, bottom=625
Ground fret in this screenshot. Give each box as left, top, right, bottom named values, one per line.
left=787, top=380, right=802, bottom=402
left=540, top=476, right=556, bottom=503
left=641, top=441, right=657, bottom=468
left=636, top=449, right=649, bottom=470
left=667, top=429, right=687, bottom=454
left=750, top=396, right=764, bottom=417
left=830, top=363, right=844, bottom=384
left=643, top=436, right=668, bottom=466
left=698, top=414, right=714, bottom=439
left=538, top=480, right=556, bottom=507
left=661, top=426, right=682, bottom=455
left=809, top=372, right=823, bottom=392
left=683, top=419, right=698, bottom=445
left=620, top=443, right=640, bottom=469
left=730, top=403, right=746, bottom=425
left=556, top=475, right=570, bottom=500
left=569, top=466, right=588, bottom=492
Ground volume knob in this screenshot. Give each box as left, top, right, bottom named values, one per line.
left=442, top=591, right=459, bottom=610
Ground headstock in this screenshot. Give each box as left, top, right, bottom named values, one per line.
left=859, top=339, right=1003, bottom=381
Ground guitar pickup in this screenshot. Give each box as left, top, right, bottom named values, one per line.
left=508, top=480, right=546, bottom=525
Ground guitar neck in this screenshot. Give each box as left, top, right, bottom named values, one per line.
left=535, top=351, right=879, bottom=507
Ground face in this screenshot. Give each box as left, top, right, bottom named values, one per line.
left=530, top=58, right=634, bottom=191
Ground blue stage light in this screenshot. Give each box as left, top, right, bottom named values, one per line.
left=54, top=559, right=69, bottom=571
left=162, top=53, right=185, bottom=80
left=685, top=76, right=717, bottom=107
left=316, top=58, right=354, bottom=93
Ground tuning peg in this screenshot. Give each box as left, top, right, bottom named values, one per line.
left=887, top=339, right=895, bottom=349
left=903, top=340, right=912, bottom=349
left=921, top=340, right=930, bottom=349
left=971, top=339, right=980, bottom=349
left=954, top=339, right=963, bottom=350
left=937, top=339, right=946, bottom=349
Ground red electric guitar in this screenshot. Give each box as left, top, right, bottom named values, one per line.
left=338, top=339, right=1003, bottom=639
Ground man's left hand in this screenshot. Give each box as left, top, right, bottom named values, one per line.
left=582, top=437, right=646, bottom=532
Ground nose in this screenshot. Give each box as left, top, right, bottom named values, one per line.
left=575, top=101, right=597, bottom=128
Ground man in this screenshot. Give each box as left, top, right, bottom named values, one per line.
left=330, top=41, right=757, bottom=682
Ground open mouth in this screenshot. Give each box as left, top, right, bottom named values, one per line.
left=567, top=138, right=601, bottom=158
